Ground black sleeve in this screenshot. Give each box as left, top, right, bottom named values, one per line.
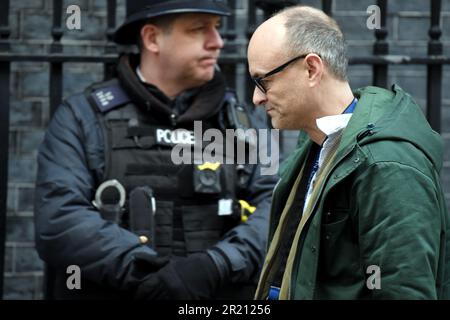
left=34, top=96, right=161, bottom=291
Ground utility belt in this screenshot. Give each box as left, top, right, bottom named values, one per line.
left=92, top=162, right=256, bottom=251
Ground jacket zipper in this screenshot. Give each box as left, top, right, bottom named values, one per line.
left=170, top=113, right=178, bottom=126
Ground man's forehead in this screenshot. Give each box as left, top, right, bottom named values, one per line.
left=248, top=36, right=287, bottom=76
left=248, top=49, right=273, bottom=77
left=248, top=16, right=287, bottom=74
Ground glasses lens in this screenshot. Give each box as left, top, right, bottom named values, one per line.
left=253, top=77, right=266, bottom=93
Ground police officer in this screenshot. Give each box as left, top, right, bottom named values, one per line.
left=34, top=0, right=278, bottom=300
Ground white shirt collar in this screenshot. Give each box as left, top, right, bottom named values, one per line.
left=316, top=113, right=352, bottom=137
left=136, top=65, right=146, bottom=83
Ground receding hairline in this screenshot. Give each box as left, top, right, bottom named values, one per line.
left=272, top=5, right=348, bottom=81
left=277, top=5, right=328, bottom=18
left=276, top=5, right=343, bottom=36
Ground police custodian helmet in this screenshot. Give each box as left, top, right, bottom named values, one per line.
left=114, top=0, right=231, bottom=44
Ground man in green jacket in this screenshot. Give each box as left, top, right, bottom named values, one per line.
left=247, top=5, right=450, bottom=299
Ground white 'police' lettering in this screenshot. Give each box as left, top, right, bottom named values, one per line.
left=156, top=128, right=195, bottom=145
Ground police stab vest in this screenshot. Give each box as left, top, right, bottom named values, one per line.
left=87, top=79, right=253, bottom=258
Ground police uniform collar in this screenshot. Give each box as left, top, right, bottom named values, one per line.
left=136, top=65, right=200, bottom=115
left=117, top=54, right=226, bottom=125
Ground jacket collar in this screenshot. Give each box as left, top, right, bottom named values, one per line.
left=117, top=54, right=227, bottom=126
left=270, top=89, right=379, bottom=239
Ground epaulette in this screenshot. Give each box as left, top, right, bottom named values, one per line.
left=90, top=81, right=131, bottom=113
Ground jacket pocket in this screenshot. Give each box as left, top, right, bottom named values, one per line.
left=322, top=212, right=349, bottom=252
left=154, top=201, right=173, bottom=256
left=181, top=204, right=224, bottom=254
left=320, top=210, right=358, bottom=278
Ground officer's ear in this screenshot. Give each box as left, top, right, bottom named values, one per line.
left=140, top=24, right=161, bottom=54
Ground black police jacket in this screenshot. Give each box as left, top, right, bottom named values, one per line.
left=34, top=54, right=279, bottom=299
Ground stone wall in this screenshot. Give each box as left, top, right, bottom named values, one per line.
left=3, top=0, right=450, bottom=299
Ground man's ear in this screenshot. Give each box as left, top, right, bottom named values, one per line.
left=140, top=24, right=161, bottom=53
left=305, top=54, right=323, bottom=87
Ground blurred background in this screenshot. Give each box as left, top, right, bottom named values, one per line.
left=0, top=0, right=449, bottom=299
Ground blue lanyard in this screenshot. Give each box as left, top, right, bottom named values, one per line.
left=268, top=286, right=280, bottom=300
left=343, top=97, right=358, bottom=114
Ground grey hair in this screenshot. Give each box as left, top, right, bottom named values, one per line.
left=277, top=5, right=348, bottom=81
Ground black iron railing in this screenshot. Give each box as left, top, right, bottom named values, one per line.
left=0, top=0, right=448, bottom=299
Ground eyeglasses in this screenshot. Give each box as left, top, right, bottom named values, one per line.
left=251, top=53, right=309, bottom=94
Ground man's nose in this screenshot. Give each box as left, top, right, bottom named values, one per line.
left=206, top=27, right=224, bottom=50
left=252, top=87, right=267, bottom=106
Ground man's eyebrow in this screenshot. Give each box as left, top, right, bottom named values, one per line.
left=249, top=68, right=264, bottom=78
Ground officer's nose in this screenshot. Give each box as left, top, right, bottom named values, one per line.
left=252, top=87, right=268, bottom=107
left=206, top=27, right=224, bottom=50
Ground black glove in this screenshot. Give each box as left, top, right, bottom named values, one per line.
left=130, top=251, right=170, bottom=283
left=135, top=252, right=222, bottom=300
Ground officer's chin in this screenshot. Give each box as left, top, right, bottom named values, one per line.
left=196, top=68, right=215, bottom=83
left=187, top=74, right=213, bottom=90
